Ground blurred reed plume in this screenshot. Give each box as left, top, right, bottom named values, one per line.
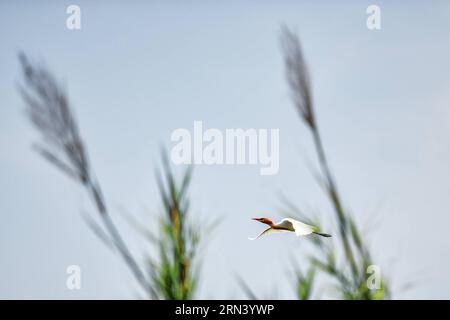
left=18, top=54, right=201, bottom=299
left=280, top=27, right=390, bottom=299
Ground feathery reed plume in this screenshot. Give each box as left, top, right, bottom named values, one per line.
left=18, top=53, right=155, bottom=297
left=280, top=27, right=389, bottom=299
left=281, top=27, right=315, bottom=129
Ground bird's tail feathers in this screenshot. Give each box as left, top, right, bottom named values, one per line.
left=313, top=231, right=332, bottom=238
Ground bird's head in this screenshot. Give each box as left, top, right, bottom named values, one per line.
left=252, top=217, right=274, bottom=226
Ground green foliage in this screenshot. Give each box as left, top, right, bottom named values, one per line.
left=150, top=160, right=200, bottom=299
left=296, top=267, right=316, bottom=300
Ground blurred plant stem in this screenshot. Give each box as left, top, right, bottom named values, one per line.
left=280, top=27, right=389, bottom=299
left=18, top=53, right=155, bottom=297
left=18, top=54, right=202, bottom=299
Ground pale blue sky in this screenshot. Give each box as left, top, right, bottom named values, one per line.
left=1, top=1, right=450, bottom=299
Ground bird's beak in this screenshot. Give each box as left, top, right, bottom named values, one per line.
left=252, top=218, right=260, bottom=221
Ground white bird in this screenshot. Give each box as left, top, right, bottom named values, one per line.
left=249, top=217, right=331, bottom=240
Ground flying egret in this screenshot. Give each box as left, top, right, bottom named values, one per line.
left=249, top=217, right=331, bottom=240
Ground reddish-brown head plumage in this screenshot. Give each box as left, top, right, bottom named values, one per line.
left=252, top=217, right=274, bottom=226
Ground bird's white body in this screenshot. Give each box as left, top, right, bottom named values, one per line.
left=249, top=218, right=320, bottom=240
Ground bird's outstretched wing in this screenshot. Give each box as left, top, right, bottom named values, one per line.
left=279, top=218, right=314, bottom=236
left=248, top=227, right=275, bottom=240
